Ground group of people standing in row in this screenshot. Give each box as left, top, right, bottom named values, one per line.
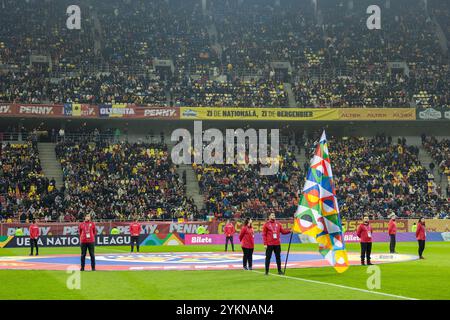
left=224, top=213, right=291, bottom=275
left=357, top=215, right=427, bottom=265
left=232, top=214, right=428, bottom=271
left=25, top=214, right=428, bottom=272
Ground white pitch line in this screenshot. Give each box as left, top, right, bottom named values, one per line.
left=252, top=270, right=418, bottom=300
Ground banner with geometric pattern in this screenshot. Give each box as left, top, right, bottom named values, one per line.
left=293, top=131, right=349, bottom=273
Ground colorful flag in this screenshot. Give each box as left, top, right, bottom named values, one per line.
left=72, top=103, right=81, bottom=116
left=293, top=131, right=349, bottom=273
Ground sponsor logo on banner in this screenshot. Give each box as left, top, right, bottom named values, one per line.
left=3, top=235, right=131, bottom=247
left=99, top=104, right=136, bottom=117
left=342, top=219, right=408, bottom=233
left=445, top=110, right=450, bottom=120
left=180, top=107, right=339, bottom=121
left=19, top=105, right=55, bottom=116
left=182, top=109, right=198, bottom=118
left=140, top=107, right=178, bottom=118
left=1, top=221, right=215, bottom=236
left=339, top=108, right=416, bottom=121
left=418, top=108, right=442, bottom=120
left=0, top=105, right=12, bottom=114
left=442, top=232, right=450, bottom=242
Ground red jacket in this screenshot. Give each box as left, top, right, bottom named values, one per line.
left=388, top=219, right=397, bottom=235
left=78, top=221, right=97, bottom=243
left=416, top=222, right=426, bottom=241
left=357, top=223, right=373, bottom=243
left=130, top=223, right=141, bottom=236
left=262, top=220, right=290, bottom=246
left=30, top=224, right=40, bottom=239
left=224, top=223, right=235, bottom=237
left=239, top=225, right=254, bottom=249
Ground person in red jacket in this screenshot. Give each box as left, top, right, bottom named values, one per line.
left=239, top=218, right=254, bottom=270
left=130, top=218, right=141, bottom=253
left=78, top=214, right=96, bottom=271
left=357, top=216, right=373, bottom=265
left=416, top=217, right=427, bottom=259
left=262, top=213, right=291, bottom=275
left=29, top=219, right=40, bottom=256
left=224, top=219, right=236, bottom=252
left=388, top=215, right=397, bottom=254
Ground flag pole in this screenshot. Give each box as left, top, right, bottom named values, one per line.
left=283, top=231, right=294, bottom=274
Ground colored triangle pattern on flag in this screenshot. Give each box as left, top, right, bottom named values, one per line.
left=293, top=131, right=349, bottom=273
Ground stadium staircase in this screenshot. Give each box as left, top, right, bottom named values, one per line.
left=37, top=143, right=64, bottom=188
left=418, top=145, right=448, bottom=196
left=283, top=83, right=297, bottom=107
left=432, top=17, right=449, bottom=55
left=177, top=164, right=205, bottom=210
left=294, top=146, right=309, bottom=172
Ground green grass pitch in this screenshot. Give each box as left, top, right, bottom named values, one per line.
left=1, top=242, right=449, bottom=300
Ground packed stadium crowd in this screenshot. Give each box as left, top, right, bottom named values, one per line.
left=422, top=135, right=450, bottom=185
left=1, top=0, right=450, bottom=108
left=0, top=136, right=200, bottom=222
left=1, top=130, right=449, bottom=222
left=320, top=135, right=449, bottom=219
left=194, top=144, right=302, bottom=219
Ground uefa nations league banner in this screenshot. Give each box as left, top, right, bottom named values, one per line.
left=0, top=235, right=132, bottom=248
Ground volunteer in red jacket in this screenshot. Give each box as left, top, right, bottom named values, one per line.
left=262, top=213, right=291, bottom=275
left=239, top=218, right=254, bottom=270
left=357, top=215, right=373, bottom=265
left=416, top=217, right=427, bottom=259
left=388, top=215, right=397, bottom=254
left=78, top=214, right=96, bottom=271
left=224, top=219, right=236, bottom=252
left=130, top=218, right=141, bottom=253
left=29, top=219, right=40, bottom=256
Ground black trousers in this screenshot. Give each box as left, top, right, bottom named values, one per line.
left=225, top=236, right=234, bottom=251
left=80, top=242, right=95, bottom=270
left=389, top=234, right=396, bottom=253
left=131, top=236, right=140, bottom=252
left=30, top=238, right=39, bottom=255
left=418, top=240, right=426, bottom=257
left=242, top=247, right=254, bottom=269
left=265, top=245, right=282, bottom=273
left=360, top=242, right=372, bottom=262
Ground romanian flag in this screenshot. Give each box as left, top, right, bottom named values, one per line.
left=293, top=131, right=349, bottom=273
left=72, top=103, right=82, bottom=116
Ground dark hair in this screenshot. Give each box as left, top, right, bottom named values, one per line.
left=32, top=219, right=36, bottom=224
left=244, top=218, right=251, bottom=226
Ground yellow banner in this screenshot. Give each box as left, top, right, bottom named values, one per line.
left=110, top=103, right=126, bottom=118
left=180, top=107, right=339, bottom=121
left=338, top=108, right=416, bottom=121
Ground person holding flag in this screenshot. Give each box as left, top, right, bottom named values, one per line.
left=78, top=214, right=96, bottom=271
left=357, top=216, right=373, bottom=265
left=292, top=131, right=349, bottom=273
left=29, top=219, right=40, bottom=256
left=263, top=213, right=291, bottom=275
left=130, top=218, right=141, bottom=253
